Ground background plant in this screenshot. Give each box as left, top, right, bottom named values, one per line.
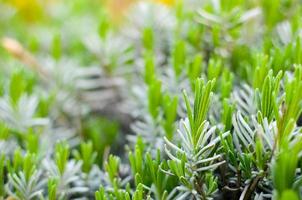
left=0, top=0, right=302, bottom=199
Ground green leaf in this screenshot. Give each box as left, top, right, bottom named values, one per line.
left=279, top=190, right=299, bottom=200
left=12, top=148, right=23, bottom=172
left=277, top=65, right=302, bottom=144
left=26, top=130, right=39, bottom=154
left=95, top=186, right=107, bottom=200
left=172, top=40, right=186, bottom=77
left=257, top=70, right=282, bottom=122
left=135, top=173, right=142, bottom=186
left=133, top=183, right=144, bottom=200
left=221, top=99, right=234, bottom=131
left=105, top=155, right=120, bottom=184
left=9, top=70, right=26, bottom=104
left=51, top=33, right=61, bottom=61
left=143, top=27, right=154, bottom=52
left=98, top=13, right=110, bottom=39
left=188, top=54, right=203, bottom=88
left=73, top=141, right=97, bottom=173
left=148, top=79, right=162, bottom=119
left=55, top=142, right=70, bottom=175
left=185, top=78, right=215, bottom=146
left=207, top=58, right=222, bottom=81
left=255, top=137, right=265, bottom=170
left=0, top=154, right=5, bottom=196
left=273, top=139, right=302, bottom=195
left=144, top=53, right=156, bottom=85
left=220, top=69, right=233, bottom=99
left=48, top=178, right=58, bottom=200
left=23, top=153, right=36, bottom=182
left=162, top=95, right=178, bottom=140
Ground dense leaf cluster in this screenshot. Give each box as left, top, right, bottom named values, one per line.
left=1, top=0, right=302, bottom=199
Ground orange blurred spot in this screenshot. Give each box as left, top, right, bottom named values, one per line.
left=104, top=0, right=174, bottom=25
left=105, top=0, right=136, bottom=24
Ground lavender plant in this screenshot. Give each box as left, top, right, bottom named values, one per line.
left=0, top=0, right=302, bottom=200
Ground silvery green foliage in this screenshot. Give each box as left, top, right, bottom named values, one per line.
left=81, top=166, right=103, bottom=197
left=41, top=55, right=132, bottom=128
left=130, top=114, right=165, bottom=151
left=208, top=93, right=223, bottom=125
left=164, top=119, right=229, bottom=200
left=42, top=158, right=88, bottom=199
left=163, top=79, right=229, bottom=200
left=40, top=127, right=79, bottom=155
left=276, top=21, right=293, bottom=45
left=5, top=170, right=45, bottom=200
left=3, top=153, right=46, bottom=200
left=196, top=1, right=262, bottom=57
left=84, top=34, right=133, bottom=70
left=0, top=140, right=18, bottom=156
left=43, top=58, right=93, bottom=116
left=232, top=84, right=256, bottom=117
left=0, top=95, right=49, bottom=132
left=124, top=2, right=176, bottom=60
left=82, top=31, right=136, bottom=124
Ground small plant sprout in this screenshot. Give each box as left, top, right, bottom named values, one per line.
left=1, top=0, right=302, bottom=199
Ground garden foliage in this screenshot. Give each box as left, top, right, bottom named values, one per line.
left=1, top=0, right=302, bottom=199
